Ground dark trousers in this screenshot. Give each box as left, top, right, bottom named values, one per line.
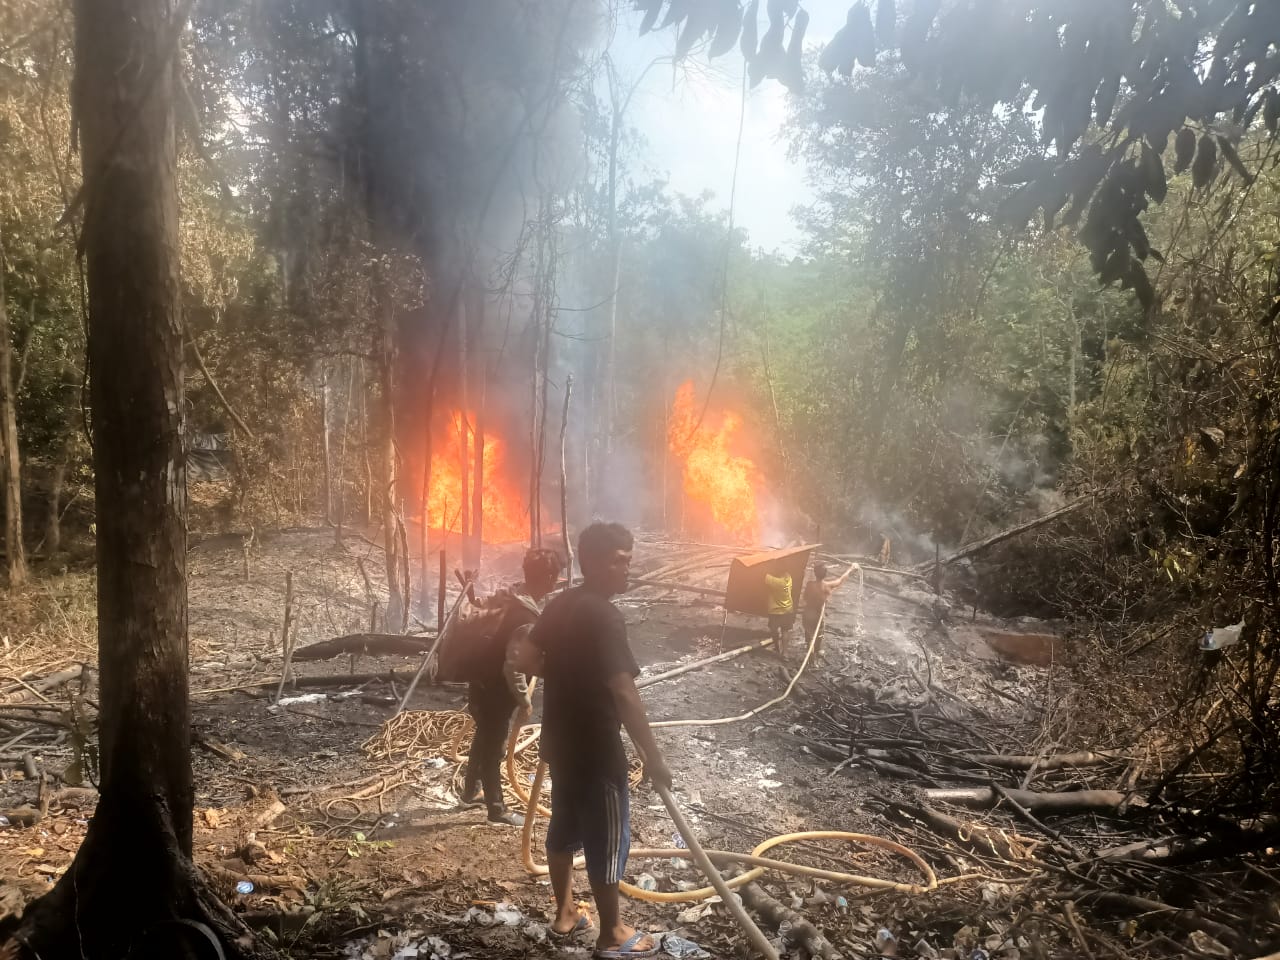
left=464, top=679, right=517, bottom=811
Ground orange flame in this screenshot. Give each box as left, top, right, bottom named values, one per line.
left=668, top=381, right=761, bottom=543
left=428, top=412, right=527, bottom=544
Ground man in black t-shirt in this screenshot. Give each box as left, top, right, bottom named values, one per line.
left=531, top=522, right=670, bottom=959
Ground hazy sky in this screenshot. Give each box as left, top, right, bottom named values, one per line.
left=608, top=1, right=852, bottom=253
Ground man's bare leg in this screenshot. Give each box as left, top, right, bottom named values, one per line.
left=548, top=848, right=582, bottom=934
left=591, top=878, right=656, bottom=952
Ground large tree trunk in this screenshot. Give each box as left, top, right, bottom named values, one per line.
left=0, top=228, right=27, bottom=588
left=5, top=0, right=262, bottom=955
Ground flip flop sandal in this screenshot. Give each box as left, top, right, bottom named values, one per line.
left=548, top=912, right=594, bottom=943
left=591, top=932, right=660, bottom=959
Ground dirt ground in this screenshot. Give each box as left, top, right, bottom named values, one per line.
left=0, top=527, right=1274, bottom=959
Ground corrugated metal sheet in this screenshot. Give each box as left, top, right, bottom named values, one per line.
left=724, top=543, right=820, bottom=617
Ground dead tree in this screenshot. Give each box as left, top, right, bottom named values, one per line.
left=4, top=0, right=266, bottom=954
left=320, top=362, right=333, bottom=523
left=468, top=284, right=485, bottom=567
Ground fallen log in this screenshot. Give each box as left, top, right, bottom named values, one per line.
left=734, top=875, right=842, bottom=959
left=818, top=555, right=931, bottom=583
left=291, top=633, right=434, bottom=662
left=628, top=576, right=726, bottom=599
left=924, top=787, right=1127, bottom=815
left=0, top=804, right=41, bottom=827
left=1092, top=822, right=1280, bottom=866
left=965, top=751, right=1117, bottom=771
left=0, top=712, right=69, bottom=729
left=193, top=669, right=420, bottom=698
left=917, top=498, right=1091, bottom=572
left=1067, top=890, right=1244, bottom=954
left=0, top=665, right=85, bottom=699
left=194, top=733, right=246, bottom=762
left=637, top=638, right=774, bottom=689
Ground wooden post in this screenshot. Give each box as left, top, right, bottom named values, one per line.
left=933, top=539, right=942, bottom=596
left=274, top=571, right=296, bottom=704
left=437, top=547, right=446, bottom=632
left=241, top=526, right=253, bottom=583
left=560, top=374, right=574, bottom=585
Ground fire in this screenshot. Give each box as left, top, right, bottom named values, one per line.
left=668, top=381, right=761, bottom=543
left=427, top=412, right=527, bottom=543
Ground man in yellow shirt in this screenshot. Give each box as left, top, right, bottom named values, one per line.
left=763, top=565, right=796, bottom=660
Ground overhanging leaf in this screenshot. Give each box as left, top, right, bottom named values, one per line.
left=1174, top=127, right=1197, bottom=174
left=1192, top=133, right=1218, bottom=190
left=1141, top=143, right=1167, bottom=203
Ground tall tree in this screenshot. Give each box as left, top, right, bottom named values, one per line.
left=0, top=228, right=27, bottom=587
left=5, top=0, right=262, bottom=954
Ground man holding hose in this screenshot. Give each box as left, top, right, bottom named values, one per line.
left=802, top=561, right=859, bottom=659
left=532, top=522, right=671, bottom=960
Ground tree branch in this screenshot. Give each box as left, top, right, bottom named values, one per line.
left=187, top=337, right=254, bottom=440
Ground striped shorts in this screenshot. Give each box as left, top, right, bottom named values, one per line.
left=545, top=765, right=631, bottom=886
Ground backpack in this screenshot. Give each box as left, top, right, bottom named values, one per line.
left=432, top=589, right=542, bottom=683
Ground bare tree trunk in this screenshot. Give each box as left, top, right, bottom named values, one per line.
left=0, top=228, right=27, bottom=588
left=604, top=71, right=622, bottom=462
left=458, top=296, right=470, bottom=552
left=1068, top=308, right=1080, bottom=419
left=469, top=287, right=485, bottom=567
left=44, top=438, right=70, bottom=555
left=379, top=311, right=407, bottom=630
left=529, top=219, right=546, bottom=548
left=418, top=394, right=431, bottom=615
left=337, top=356, right=355, bottom=537
left=361, top=358, right=372, bottom=526
left=605, top=238, right=620, bottom=459
left=471, top=403, right=485, bottom=564
left=530, top=218, right=556, bottom=548
left=9, top=0, right=263, bottom=953
left=560, top=375, right=574, bottom=584
left=320, top=362, right=332, bottom=523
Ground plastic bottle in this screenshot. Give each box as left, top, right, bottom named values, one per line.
left=235, top=880, right=254, bottom=895
left=1201, top=621, right=1244, bottom=650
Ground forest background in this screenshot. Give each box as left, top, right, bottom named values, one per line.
left=1, top=0, right=1278, bottom=899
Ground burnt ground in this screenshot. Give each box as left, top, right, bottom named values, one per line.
left=1, top=527, right=1277, bottom=959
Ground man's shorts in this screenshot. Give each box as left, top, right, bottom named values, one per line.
left=545, top=765, right=630, bottom=886
left=769, top=612, right=796, bottom=632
